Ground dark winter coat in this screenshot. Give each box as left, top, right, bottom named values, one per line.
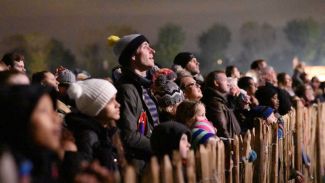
left=202, top=87, right=241, bottom=138
left=116, top=68, right=157, bottom=172
left=65, top=112, right=118, bottom=171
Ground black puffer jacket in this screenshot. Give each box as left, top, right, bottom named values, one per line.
left=65, top=112, right=118, bottom=170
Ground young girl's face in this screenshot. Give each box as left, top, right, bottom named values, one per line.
left=30, top=94, right=62, bottom=151
left=97, top=95, right=121, bottom=122
left=194, top=104, right=207, bottom=121
left=188, top=103, right=207, bottom=127
left=179, top=134, right=191, bottom=159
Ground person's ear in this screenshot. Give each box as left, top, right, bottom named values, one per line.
left=213, top=80, right=219, bottom=88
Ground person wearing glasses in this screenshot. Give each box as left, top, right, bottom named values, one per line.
left=176, top=71, right=203, bottom=102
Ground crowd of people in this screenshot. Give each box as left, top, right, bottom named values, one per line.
left=0, top=33, right=322, bottom=182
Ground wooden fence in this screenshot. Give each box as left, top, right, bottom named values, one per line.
left=124, top=102, right=325, bottom=183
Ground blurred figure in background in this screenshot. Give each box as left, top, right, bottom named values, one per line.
left=0, top=70, right=30, bottom=85
left=1, top=51, right=26, bottom=73
left=226, top=65, right=241, bottom=80
left=246, top=59, right=267, bottom=83
left=277, top=72, right=295, bottom=97
left=32, top=71, right=59, bottom=91
left=0, top=85, right=62, bottom=182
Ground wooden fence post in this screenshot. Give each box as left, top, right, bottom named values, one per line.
left=141, top=157, right=160, bottom=183
left=242, top=130, right=253, bottom=183
left=162, top=155, right=173, bottom=183
left=295, top=100, right=303, bottom=173
left=270, top=123, right=278, bottom=183
left=232, top=135, right=240, bottom=183
left=124, top=165, right=136, bottom=183
left=216, top=139, right=225, bottom=183
left=172, top=151, right=184, bottom=183
left=186, top=150, right=196, bottom=183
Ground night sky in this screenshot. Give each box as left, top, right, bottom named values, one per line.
left=1, top=0, right=324, bottom=57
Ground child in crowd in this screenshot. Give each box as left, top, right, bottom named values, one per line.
left=150, top=121, right=191, bottom=160
left=65, top=79, right=126, bottom=172
left=176, top=100, right=217, bottom=149
left=0, top=85, right=62, bottom=182
left=255, top=84, right=284, bottom=138
left=152, top=73, right=184, bottom=122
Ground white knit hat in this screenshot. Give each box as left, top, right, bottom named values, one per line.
left=67, top=79, right=117, bottom=117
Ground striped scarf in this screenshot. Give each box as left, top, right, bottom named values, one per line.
left=142, top=87, right=159, bottom=127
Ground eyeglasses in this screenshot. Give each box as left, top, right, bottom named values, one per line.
left=183, top=82, right=200, bottom=89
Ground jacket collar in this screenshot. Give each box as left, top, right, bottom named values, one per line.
left=121, top=68, right=152, bottom=88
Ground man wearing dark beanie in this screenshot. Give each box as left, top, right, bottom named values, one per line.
left=173, top=52, right=204, bottom=84
left=108, top=34, right=159, bottom=173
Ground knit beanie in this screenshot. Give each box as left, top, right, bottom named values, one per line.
left=150, top=121, right=191, bottom=158
left=249, top=106, right=274, bottom=119
left=191, top=119, right=216, bottom=149
left=107, top=34, right=149, bottom=67
left=173, top=52, right=195, bottom=68
left=57, top=69, right=76, bottom=85
left=255, top=84, right=277, bottom=106
left=67, top=79, right=117, bottom=117
left=153, top=75, right=184, bottom=107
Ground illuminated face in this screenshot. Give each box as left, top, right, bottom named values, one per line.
left=133, top=41, right=155, bottom=70
left=284, top=74, right=292, bottom=88
left=270, top=93, right=279, bottom=110
left=195, top=103, right=207, bottom=121
left=179, top=134, right=191, bottom=159
left=96, top=95, right=121, bottom=122
left=30, top=95, right=62, bottom=151
left=215, top=73, right=229, bottom=94
left=181, top=76, right=202, bottom=101
left=247, top=79, right=257, bottom=96
left=43, top=72, right=59, bottom=91
left=185, top=57, right=200, bottom=75
left=12, top=60, right=25, bottom=72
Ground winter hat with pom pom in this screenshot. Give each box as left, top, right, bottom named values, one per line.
left=153, top=75, right=184, bottom=107
left=67, top=79, right=117, bottom=117
left=107, top=34, right=149, bottom=67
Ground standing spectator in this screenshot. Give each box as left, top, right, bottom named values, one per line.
left=277, top=73, right=295, bottom=97
left=177, top=74, right=203, bottom=102
left=108, top=34, right=158, bottom=172
left=1, top=51, right=26, bottom=72
left=238, top=76, right=259, bottom=107
left=0, top=85, right=62, bottom=182
left=152, top=74, right=184, bottom=122
left=32, top=71, right=59, bottom=91
left=226, top=65, right=241, bottom=79
left=202, top=70, right=241, bottom=138
left=176, top=100, right=216, bottom=149
left=65, top=79, right=125, bottom=171
left=245, top=59, right=267, bottom=83
left=295, top=84, right=317, bottom=107
left=259, top=67, right=292, bottom=115
left=56, top=68, right=77, bottom=108
left=173, top=52, right=204, bottom=84
left=150, top=121, right=191, bottom=160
